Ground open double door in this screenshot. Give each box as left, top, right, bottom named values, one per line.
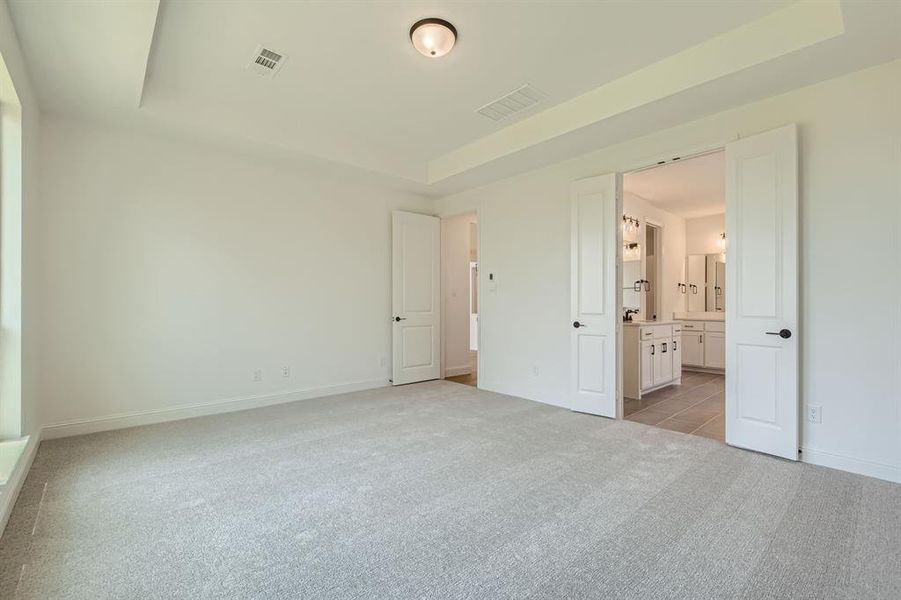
left=388, top=126, right=799, bottom=461
left=570, top=125, right=799, bottom=460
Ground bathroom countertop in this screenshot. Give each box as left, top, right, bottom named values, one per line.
left=673, top=312, right=725, bottom=322
left=622, top=320, right=682, bottom=327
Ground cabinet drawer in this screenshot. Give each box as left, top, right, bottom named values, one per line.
left=672, top=324, right=682, bottom=335
left=706, top=321, right=725, bottom=333
left=640, top=327, right=654, bottom=340
left=681, top=322, right=704, bottom=331
left=653, top=326, right=672, bottom=339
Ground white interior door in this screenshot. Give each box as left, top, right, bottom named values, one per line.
left=570, top=173, right=622, bottom=417
left=725, top=124, right=799, bottom=460
left=392, top=211, right=440, bottom=385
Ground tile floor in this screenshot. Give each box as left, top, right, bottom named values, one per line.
left=624, top=371, right=725, bottom=441
left=446, top=351, right=478, bottom=387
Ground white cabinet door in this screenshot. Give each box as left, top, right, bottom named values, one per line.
left=640, top=341, right=654, bottom=391
left=681, top=332, right=703, bottom=366
left=655, top=338, right=674, bottom=386
left=392, top=211, right=441, bottom=385
left=672, top=336, right=683, bottom=378
left=725, top=124, right=799, bottom=460
left=704, top=332, right=725, bottom=369
left=569, top=173, right=621, bottom=417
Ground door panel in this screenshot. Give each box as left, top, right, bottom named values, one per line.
left=725, top=124, right=798, bottom=460
left=570, top=174, right=621, bottom=416
left=392, top=211, right=441, bottom=385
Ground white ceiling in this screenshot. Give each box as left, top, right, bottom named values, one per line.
left=7, top=1, right=901, bottom=195
left=624, top=151, right=725, bottom=219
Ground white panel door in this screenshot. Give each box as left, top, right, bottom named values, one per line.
left=570, top=173, right=622, bottom=416
left=725, top=124, right=799, bottom=460
left=392, top=211, right=441, bottom=385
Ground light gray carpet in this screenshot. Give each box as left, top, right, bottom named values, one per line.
left=1, top=381, right=898, bottom=599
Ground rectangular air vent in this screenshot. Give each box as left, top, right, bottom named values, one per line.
left=476, top=84, right=546, bottom=122
left=247, top=45, right=286, bottom=78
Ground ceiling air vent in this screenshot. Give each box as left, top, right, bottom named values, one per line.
left=476, top=84, right=546, bottom=122
left=247, top=45, right=286, bottom=78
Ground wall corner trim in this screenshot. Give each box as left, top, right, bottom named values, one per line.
left=0, top=432, right=41, bottom=536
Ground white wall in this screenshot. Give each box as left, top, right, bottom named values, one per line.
left=38, top=115, right=432, bottom=434
left=686, top=213, right=725, bottom=255
left=436, top=60, right=901, bottom=482
left=623, top=192, right=687, bottom=319
left=442, top=212, right=476, bottom=376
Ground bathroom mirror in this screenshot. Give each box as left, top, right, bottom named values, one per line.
left=685, top=253, right=725, bottom=312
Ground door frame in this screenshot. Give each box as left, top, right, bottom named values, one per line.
left=617, top=142, right=731, bottom=419
left=439, top=207, right=482, bottom=385
left=640, top=217, right=664, bottom=322
left=617, top=129, right=799, bottom=457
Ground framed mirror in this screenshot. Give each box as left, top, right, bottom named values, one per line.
left=685, top=253, right=726, bottom=312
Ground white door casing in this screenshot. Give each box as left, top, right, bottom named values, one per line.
left=392, top=211, right=441, bottom=385
left=570, top=173, right=622, bottom=417
left=725, top=124, right=799, bottom=460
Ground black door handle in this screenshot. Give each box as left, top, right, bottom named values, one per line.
left=394, top=316, right=406, bottom=322
left=766, top=328, right=792, bottom=339
left=573, top=321, right=586, bottom=328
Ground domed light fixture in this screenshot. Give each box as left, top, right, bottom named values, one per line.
left=410, top=18, right=457, bottom=58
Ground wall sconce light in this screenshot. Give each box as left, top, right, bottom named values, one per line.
left=623, top=242, right=640, bottom=261
left=719, top=232, right=727, bottom=253
left=622, top=215, right=640, bottom=236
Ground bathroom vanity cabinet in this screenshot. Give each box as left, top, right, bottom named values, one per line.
left=680, top=320, right=725, bottom=371
left=623, top=321, right=683, bottom=400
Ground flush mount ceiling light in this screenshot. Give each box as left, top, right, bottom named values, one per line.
left=409, top=18, right=457, bottom=58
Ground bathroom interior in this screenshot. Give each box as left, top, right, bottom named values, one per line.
left=620, top=150, right=727, bottom=441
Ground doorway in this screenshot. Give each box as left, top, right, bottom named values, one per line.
left=442, top=213, right=478, bottom=387
left=621, top=150, right=727, bottom=440
left=607, top=124, right=799, bottom=460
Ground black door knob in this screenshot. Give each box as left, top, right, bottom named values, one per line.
left=394, top=316, right=407, bottom=322
left=573, top=321, right=583, bottom=328
left=766, top=328, right=792, bottom=339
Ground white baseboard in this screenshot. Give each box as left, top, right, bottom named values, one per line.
left=41, top=378, right=388, bottom=440
left=801, top=447, right=901, bottom=484
left=0, top=432, right=41, bottom=536
left=444, top=365, right=471, bottom=377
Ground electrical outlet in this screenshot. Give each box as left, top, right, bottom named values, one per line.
left=807, top=404, right=822, bottom=424
left=532, top=366, right=540, bottom=377
left=252, top=369, right=262, bottom=382
left=282, top=366, right=290, bottom=378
